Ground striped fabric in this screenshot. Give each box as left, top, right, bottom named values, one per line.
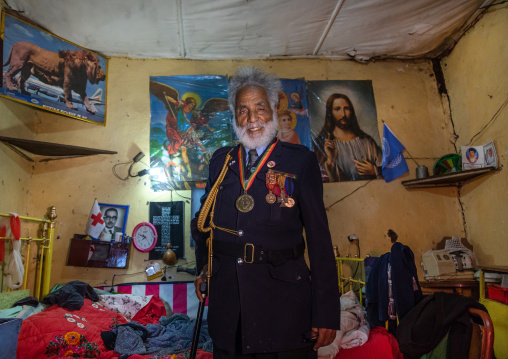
left=97, top=281, right=207, bottom=319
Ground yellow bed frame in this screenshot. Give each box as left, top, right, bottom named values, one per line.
left=0, top=206, right=56, bottom=299
left=336, top=256, right=366, bottom=305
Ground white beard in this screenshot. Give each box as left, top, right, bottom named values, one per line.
left=233, top=118, right=278, bottom=149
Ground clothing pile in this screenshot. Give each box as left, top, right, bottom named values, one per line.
left=101, top=313, right=213, bottom=357
left=318, top=290, right=370, bottom=359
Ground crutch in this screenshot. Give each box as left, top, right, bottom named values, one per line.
left=189, top=280, right=208, bottom=359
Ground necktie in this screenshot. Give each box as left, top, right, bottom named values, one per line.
left=246, top=149, right=258, bottom=174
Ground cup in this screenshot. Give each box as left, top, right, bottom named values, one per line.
left=416, top=165, right=429, bottom=179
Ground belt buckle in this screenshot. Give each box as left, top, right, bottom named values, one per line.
left=244, top=243, right=255, bottom=264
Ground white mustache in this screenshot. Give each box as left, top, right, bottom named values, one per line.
left=244, top=122, right=265, bottom=130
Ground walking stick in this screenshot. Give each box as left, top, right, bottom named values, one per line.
left=189, top=281, right=208, bottom=359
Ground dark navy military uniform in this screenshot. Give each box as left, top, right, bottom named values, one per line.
left=191, top=139, right=341, bottom=355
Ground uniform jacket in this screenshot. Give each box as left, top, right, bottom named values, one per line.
left=366, top=242, right=423, bottom=330
left=191, top=139, right=341, bottom=354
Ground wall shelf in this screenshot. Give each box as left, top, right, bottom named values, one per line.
left=0, top=136, right=117, bottom=162
left=402, top=167, right=499, bottom=189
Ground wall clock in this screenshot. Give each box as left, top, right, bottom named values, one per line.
left=132, top=222, right=157, bottom=252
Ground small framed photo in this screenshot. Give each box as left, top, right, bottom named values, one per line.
left=98, top=203, right=129, bottom=242
left=1, top=12, right=108, bottom=125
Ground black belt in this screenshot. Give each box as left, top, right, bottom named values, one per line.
left=212, top=239, right=305, bottom=266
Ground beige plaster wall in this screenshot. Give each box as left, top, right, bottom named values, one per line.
left=441, top=4, right=508, bottom=265
left=2, top=56, right=465, bottom=290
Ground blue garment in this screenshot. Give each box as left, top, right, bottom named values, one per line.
left=366, top=242, right=422, bottom=332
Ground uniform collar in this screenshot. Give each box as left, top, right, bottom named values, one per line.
left=228, top=138, right=281, bottom=178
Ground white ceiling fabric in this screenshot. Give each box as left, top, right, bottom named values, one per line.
left=4, top=0, right=490, bottom=61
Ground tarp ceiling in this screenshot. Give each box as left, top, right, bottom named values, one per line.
left=3, top=0, right=494, bottom=61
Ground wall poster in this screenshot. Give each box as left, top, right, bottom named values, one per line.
left=277, top=79, right=312, bottom=149
left=307, top=80, right=383, bottom=182
left=149, top=201, right=184, bottom=260
left=1, top=12, right=108, bottom=125
left=149, top=75, right=232, bottom=190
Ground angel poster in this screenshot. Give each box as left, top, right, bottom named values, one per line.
left=149, top=75, right=231, bottom=190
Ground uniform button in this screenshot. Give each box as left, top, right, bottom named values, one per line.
left=219, top=185, right=223, bottom=190
left=237, top=258, right=244, bottom=264
left=296, top=275, right=302, bottom=280
left=238, top=230, right=244, bottom=237
left=260, top=250, right=264, bottom=254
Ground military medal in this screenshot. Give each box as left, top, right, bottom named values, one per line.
left=237, top=141, right=278, bottom=213
left=284, top=177, right=296, bottom=207
left=265, top=172, right=277, bottom=204
left=267, top=161, right=276, bottom=168
left=276, top=173, right=288, bottom=207
left=236, top=192, right=255, bottom=213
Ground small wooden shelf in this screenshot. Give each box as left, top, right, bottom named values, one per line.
left=0, top=136, right=117, bottom=162
left=402, top=167, right=499, bottom=189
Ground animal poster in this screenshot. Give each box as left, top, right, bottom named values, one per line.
left=307, top=80, right=382, bottom=182
left=277, top=79, right=312, bottom=150
left=1, top=12, right=108, bottom=125
left=149, top=75, right=232, bottom=190
left=149, top=201, right=184, bottom=260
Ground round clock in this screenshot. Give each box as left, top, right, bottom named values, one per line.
left=132, top=222, right=157, bottom=252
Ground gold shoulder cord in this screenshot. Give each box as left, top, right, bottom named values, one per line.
left=196, top=149, right=236, bottom=294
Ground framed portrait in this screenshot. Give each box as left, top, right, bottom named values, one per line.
left=307, top=80, right=382, bottom=183
left=98, top=203, right=129, bottom=242
left=1, top=11, right=108, bottom=125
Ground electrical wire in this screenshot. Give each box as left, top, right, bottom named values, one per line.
left=112, top=161, right=133, bottom=181
left=467, top=96, right=508, bottom=146
left=326, top=180, right=372, bottom=211
left=342, top=239, right=361, bottom=294
left=110, top=271, right=146, bottom=291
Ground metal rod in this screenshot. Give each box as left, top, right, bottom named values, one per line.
left=189, top=281, right=208, bottom=359
left=313, top=0, right=346, bottom=55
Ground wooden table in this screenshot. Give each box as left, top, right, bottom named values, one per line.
left=420, top=280, right=479, bottom=300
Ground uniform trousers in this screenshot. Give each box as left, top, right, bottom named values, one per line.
left=212, top=316, right=318, bottom=359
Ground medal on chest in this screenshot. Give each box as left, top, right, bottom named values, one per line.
left=236, top=141, right=278, bottom=213
left=266, top=169, right=297, bottom=207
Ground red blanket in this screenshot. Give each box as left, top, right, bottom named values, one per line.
left=17, top=298, right=212, bottom=359
left=336, top=327, right=403, bottom=359
left=17, top=299, right=128, bottom=358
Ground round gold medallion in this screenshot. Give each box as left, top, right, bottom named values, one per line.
left=236, top=193, right=255, bottom=213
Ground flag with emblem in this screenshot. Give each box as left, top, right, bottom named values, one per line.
left=86, top=200, right=105, bottom=239
left=382, top=123, right=409, bottom=182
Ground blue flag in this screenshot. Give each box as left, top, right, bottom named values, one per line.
left=382, top=124, right=409, bottom=182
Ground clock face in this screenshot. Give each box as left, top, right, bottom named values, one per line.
left=133, top=222, right=157, bottom=252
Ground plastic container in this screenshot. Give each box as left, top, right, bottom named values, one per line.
left=488, top=284, right=508, bottom=304
left=0, top=318, right=22, bottom=358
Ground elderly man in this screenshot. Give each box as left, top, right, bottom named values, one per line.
left=191, top=67, right=340, bottom=358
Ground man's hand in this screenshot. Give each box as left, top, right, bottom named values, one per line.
left=311, top=327, right=337, bottom=351
left=324, top=134, right=338, bottom=166
left=353, top=159, right=376, bottom=176
left=193, top=265, right=208, bottom=303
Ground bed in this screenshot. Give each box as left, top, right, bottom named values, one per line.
left=0, top=211, right=408, bottom=359
left=6, top=280, right=399, bottom=359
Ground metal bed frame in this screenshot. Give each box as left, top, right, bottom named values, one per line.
left=336, top=256, right=366, bottom=305
left=0, top=206, right=56, bottom=299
